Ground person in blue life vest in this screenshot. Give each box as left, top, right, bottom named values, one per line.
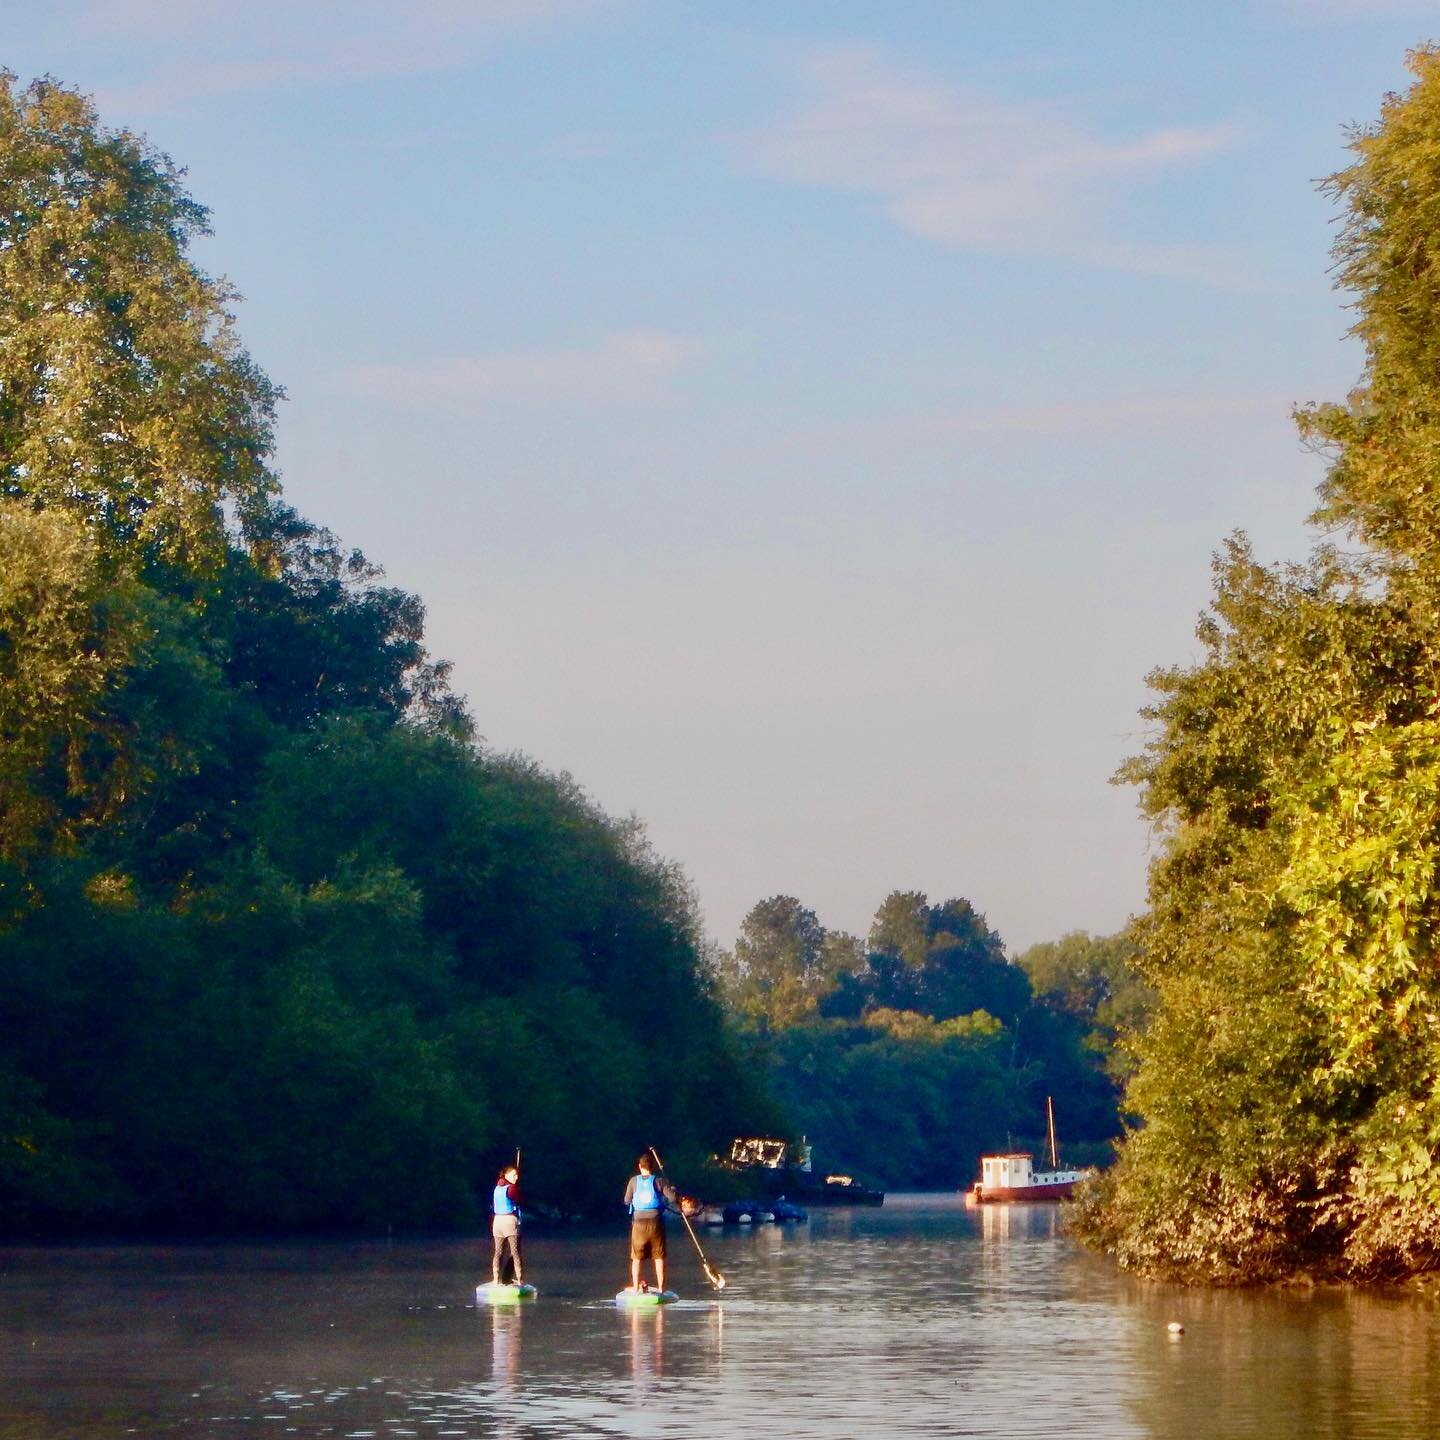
left=491, top=1164, right=525, bottom=1285
left=624, top=1154, right=678, bottom=1292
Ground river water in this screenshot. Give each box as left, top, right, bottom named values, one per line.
left=2, top=1194, right=1437, bottom=1438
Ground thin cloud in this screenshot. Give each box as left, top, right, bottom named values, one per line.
left=77, top=0, right=617, bottom=111
left=745, top=46, right=1245, bottom=279
left=788, top=388, right=1298, bottom=455
left=341, top=329, right=695, bottom=410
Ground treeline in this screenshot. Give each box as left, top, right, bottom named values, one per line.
left=714, top=892, right=1149, bottom=1188
left=1075, top=48, right=1440, bottom=1284
left=0, top=76, right=775, bottom=1235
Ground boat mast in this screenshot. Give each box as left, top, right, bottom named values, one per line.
left=1046, top=1096, right=1058, bottom=1170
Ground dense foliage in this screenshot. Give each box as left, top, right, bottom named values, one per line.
left=1016, top=930, right=1153, bottom=1086
left=0, top=75, right=773, bottom=1235
left=1074, top=49, right=1440, bottom=1283
left=715, top=891, right=1136, bottom=1187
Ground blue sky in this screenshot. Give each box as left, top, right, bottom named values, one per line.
left=8, top=1, right=1437, bottom=950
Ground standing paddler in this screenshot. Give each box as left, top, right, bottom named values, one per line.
left=623, top=1153, right=678, bottom=1293
left=491, top=1162, right=525, bottom=1286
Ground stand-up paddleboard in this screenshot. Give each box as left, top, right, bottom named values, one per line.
left=615, top=1288, right=678, bottom=1307
left=477, top=1281, right=537, bottom=1304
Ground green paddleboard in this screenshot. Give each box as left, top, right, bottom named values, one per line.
left=615, top=1288, right=678, bottom=1307
left=477, top=1282, right=537, bottom=1304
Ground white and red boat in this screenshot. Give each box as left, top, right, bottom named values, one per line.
left=963, top=1151, right=1090, bottom=1204
left=963, top=1099, right=1095, bottom=1205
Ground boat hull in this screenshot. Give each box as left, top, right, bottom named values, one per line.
left=967, top=1180, right=1079, bottom=1204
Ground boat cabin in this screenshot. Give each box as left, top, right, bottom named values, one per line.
left=982, top=1153, right=1036, bottom=1190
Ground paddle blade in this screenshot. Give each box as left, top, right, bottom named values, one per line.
left=707, top=1266, right=727, bottom=1291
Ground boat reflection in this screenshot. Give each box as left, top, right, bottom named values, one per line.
left=980, top=1202, right=1061, bottom=1242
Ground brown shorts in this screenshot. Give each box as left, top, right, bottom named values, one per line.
left=630, top=1215, right=667, bottom=1261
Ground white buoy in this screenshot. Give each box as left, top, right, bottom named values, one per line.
left=1167, top=1321, right=1184, bottom=1335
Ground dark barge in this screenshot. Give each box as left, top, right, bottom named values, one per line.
left=715, top=1137, right=885, bottom=1207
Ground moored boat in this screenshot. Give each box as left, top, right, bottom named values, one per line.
left=963, top=1097, right=1095, bottom=1205
left=713, top=1137, right=884, bottom=1207
left=963, top=1152, right=1091, bottom=1204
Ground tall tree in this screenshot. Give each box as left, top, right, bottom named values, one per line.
left=868, top=890, right=932, bottom=967
left=718, top=894, right=830, bottom=1030
left=0, top=73, right=279, bottom=571
left=1078, top=48, right=1440, bottom=1283
left=828, top=891, right=1026, bottom=1024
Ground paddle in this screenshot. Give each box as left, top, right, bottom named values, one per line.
left=649, top=1145, right=727, bottom=1291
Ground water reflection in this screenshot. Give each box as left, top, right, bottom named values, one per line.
left=0, top=1200, right=1435, bottom=1438
left=979, top=1199, right=1061, bottom=1243
left=488, top=1305, right=522, bottom=1390
left=625, top=1304, right=665, bottom=1390
left=1123, top=1281, right=1440, bottom=1440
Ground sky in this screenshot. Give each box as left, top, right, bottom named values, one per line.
left=7, top=1, right=1438, bottom=953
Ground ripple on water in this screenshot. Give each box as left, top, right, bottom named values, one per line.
left=0, top=1200, right=1437, bottom=1437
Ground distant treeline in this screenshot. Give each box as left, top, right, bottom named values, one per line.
left=0, top=76, right=776, bottom=1235
left=713, top=893, right=1151, bottom=1189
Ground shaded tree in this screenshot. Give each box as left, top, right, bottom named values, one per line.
left=0, top=74, right=774, bottom=1234
left=1016, top=929, right=1153, bottom=1082
left=826, top=891, right=1028, bottom=1025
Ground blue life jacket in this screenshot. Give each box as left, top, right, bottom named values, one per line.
left=493, top=1183, right=518, bottom=1217
left=630, top=1173, right=663, bottom=1214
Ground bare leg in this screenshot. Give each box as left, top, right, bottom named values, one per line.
left=654, top=1257, right=666, bottom=1292
left=511, top=1232, right=524, bottom=1283
left=630, top=1256, right=641, bottom=1290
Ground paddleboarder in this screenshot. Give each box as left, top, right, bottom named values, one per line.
left=624, top=1154, right=678, bottom=1293
left=492, top=1163, right=525, bottom=1285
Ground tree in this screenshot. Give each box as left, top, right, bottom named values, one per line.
left=0, top=74, right=775, bottom=1233
left=763, top=1008, right=1021, bottom=1189
left=0, top=74, right=279, bottom=572
left=721, top=886, right=1128, bottom=1185
left=1016, top=929, right=1153, bottom=1082
left=717, top=895, right=830, bottom=1030
left=827, top=891, right=1027, bottom=1024
left=1076, top=49, right=1440, bottom=1283
left=0, top=505, right=137, bottom=855
left=868, top=890, right=932, bottom=967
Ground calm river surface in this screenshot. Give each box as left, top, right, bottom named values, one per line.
left=2, top=1194, right=1437, bottom=1438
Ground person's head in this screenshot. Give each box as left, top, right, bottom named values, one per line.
left=637, top=1155, right=653, bottom=1175
left=500, top=1166, right=518, bottom=1184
